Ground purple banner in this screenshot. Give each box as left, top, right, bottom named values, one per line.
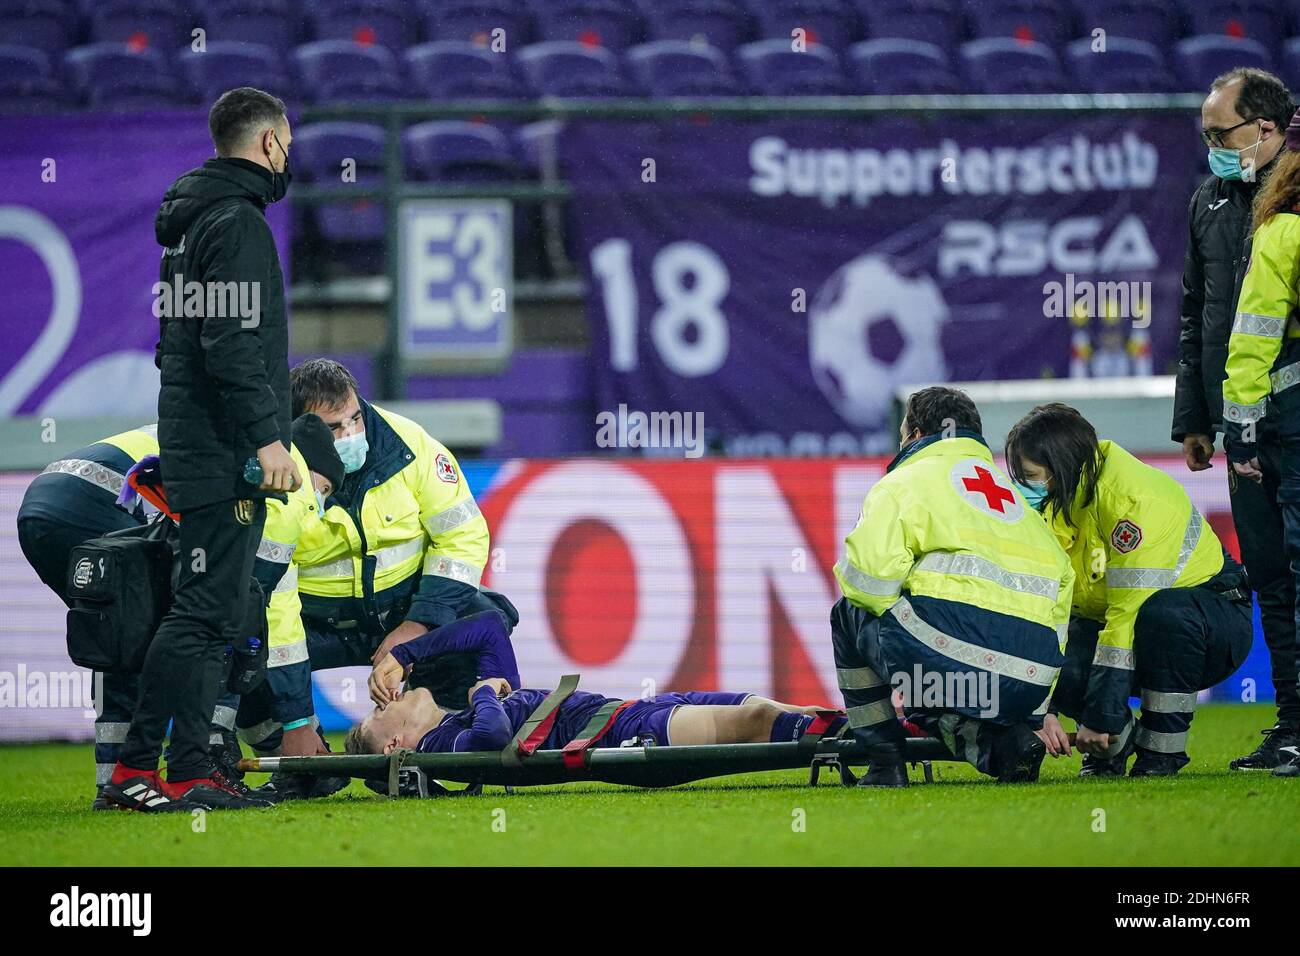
left=0, top=111, right=290, bottom=419
left=561, top=115, right=1202, bottom=455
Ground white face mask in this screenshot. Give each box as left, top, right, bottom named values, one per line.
left=315, top=489, right=326, bottom=515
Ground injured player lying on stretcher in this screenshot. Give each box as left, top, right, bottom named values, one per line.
left=343, top=610, right=847, bottom=756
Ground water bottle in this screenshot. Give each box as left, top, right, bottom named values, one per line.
left=243, top=457, right=262, bottom=485
left=229, top=636, right=264, bottom=695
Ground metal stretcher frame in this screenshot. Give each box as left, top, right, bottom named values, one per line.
left=238, top=736, right=956, bottom=796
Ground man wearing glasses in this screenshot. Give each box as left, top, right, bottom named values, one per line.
left=1173, top=67, right=1297, bottom=770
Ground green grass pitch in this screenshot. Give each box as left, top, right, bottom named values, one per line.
left=1, top=704, right=1296, bottom=866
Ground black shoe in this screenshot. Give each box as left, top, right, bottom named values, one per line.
left=1079, top=730, right=1136, bottom=778
left=857, top=760, right=910, bottom=788
left=1272, top=745, right=1300, bottom=777
left=1129, top=748, right=1190, bottom=777
left=91, top=787, right=114, bottom=811
left=253, top=771, right=351, bottom=803
left=101, top=774, right=206, bottom=813
left=1229, top=724, right=1299, bottom=771
left=990, top=724, right=1046, bottom=783
left=210, top=730, right=246, bottom=783
left=177, top=770, right=275, bottom=810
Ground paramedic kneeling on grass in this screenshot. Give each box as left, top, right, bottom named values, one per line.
left=830, top=387, right=1075, bottom=788
left=1005, top=403, right=1254, bottom=778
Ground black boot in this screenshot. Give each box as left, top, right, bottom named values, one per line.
left=253, top=771, right=351, bottom=802
left=1079, top=730, right=1136, bottom=778
left=1229, top=724, right=1299, bottom=771
left=210, top=729, right=245, bottom=783
left=1129, top=748, right=1190, bottom=777
left=1271, top=744, right=1300, bottom=777
left=856, top=744, right=910, bottom=788
left=989, top=723, right=1046, bottom=783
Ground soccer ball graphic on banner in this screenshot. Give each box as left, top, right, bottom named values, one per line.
left=808, top=254, right=949, bottom=428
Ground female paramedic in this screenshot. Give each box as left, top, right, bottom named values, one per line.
left=1005, top=404, right=1253, bottom=777
left=1222, top=105, right=1300, bottom=778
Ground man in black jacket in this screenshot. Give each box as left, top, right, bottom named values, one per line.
left=1173, top=67, right=1298, bottom=770
left=106, top=88, right=302, bottom=812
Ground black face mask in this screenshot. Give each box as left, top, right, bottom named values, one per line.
left=266, top=130, right=292, bottom=203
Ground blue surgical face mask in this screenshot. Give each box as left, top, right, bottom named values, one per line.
left=1207, top=127, right=1263, bottom=181
left=1015, top=480, right=1049, bottom=511
left=335, top=432, right=368, bottom=474
left=314, top=489, right=326, bottom=516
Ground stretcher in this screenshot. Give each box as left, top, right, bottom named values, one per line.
left=237, top=734, right=957, bottom=798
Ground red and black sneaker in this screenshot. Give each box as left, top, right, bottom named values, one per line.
left=169, top=769, right=274, bottom=810
left=100, top=765, right=206, bottom=813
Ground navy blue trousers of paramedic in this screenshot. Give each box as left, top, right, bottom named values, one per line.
left=830, top=595, right=1060, bottom=776
left=17, top=513, right=140, bottom=788
left=1053, top=589, right=1253, bottom=755
left=1229, top=415, right=1298, bottom=727
left=1274, top=373, right=1300, bottom=724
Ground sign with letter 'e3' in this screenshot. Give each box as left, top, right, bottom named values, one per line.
left=950, top=459, right=1023, bottom=522
left=399, top=199, right=513, bottom=361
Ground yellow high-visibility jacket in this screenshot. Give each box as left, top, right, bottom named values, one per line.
left=1223, top=211, right=1300, bottom=431
left=1046, top=440, right=1225, bottom=732
left=837, top=435, right=1074, bottom=634
left=293, top=401, right=489, bottom=633
left=20, top=424, right=159, bottom=526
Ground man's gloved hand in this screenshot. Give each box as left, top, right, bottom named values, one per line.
left=1223, top=420, right=1264, bottom=483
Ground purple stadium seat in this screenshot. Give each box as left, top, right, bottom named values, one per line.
left=293, top=121, right=387, bottom=244
left=292, top=40, right=405, bottom=102
left=625, top=40, right=741, bottom=96
left=1174, top=35, right=1273, bottom=92
left=515, top=41, right=628, bottom=96
left=1283, top=37, right=1300, bottom=89
left=0, top=43, right=68, bottom=112
left=422, top=0, right=535, bottom=48
left=0, top=0, right=77, bottom=57
left=308, top=0, right=420, bottom=53
left=639, top=0, right=753, bottom=54
left=745, top=0, right=862, bottom=52
left=88, top=0, right=193, bottom=52
left=1183, top=1, right=1286, bottom=50
left=202, top=0, right=302, bottom=56
left=404, top=41, right=525, bottom=99
left=1065, top=1, right=1183, bottom=47
left=533, top=0, right=646, bottom=52
left=852, top=0, right=964, bottom=52
left=1065, top=37, right=1176, bottom=92
left=404, top=121, right=518, bottom=182
left=847, top=39, right=965, bottom=94
left=966, top=0, right=1075, bottom=48
left=63, top=42, right=183, bottom=109
left=960, top=38, right=1068, bottom=94
left=735, top=38, right=853, bottom=94
left=177, top=41, right=292, bottom=104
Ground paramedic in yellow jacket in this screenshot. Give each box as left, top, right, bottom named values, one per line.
left=283, top=359, right=517, bottom=716
left=831, top=387, right=1074, bottom=788
left=1221, top=108, right=1300, bottom=777
left=17, top=424, right=159, bottom=805
left=1006, top=404, right=1254, bottom=778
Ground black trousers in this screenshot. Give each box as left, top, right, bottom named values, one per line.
left=1228, top=417, right=1299, bottom=727
left=17, top=512, right=141, bottom=787
left=1054, top=588, right=1254, bottom=755
left=119, top=497, right=265, bottom=780
left=1272, top=378, right=1300, bottom=734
